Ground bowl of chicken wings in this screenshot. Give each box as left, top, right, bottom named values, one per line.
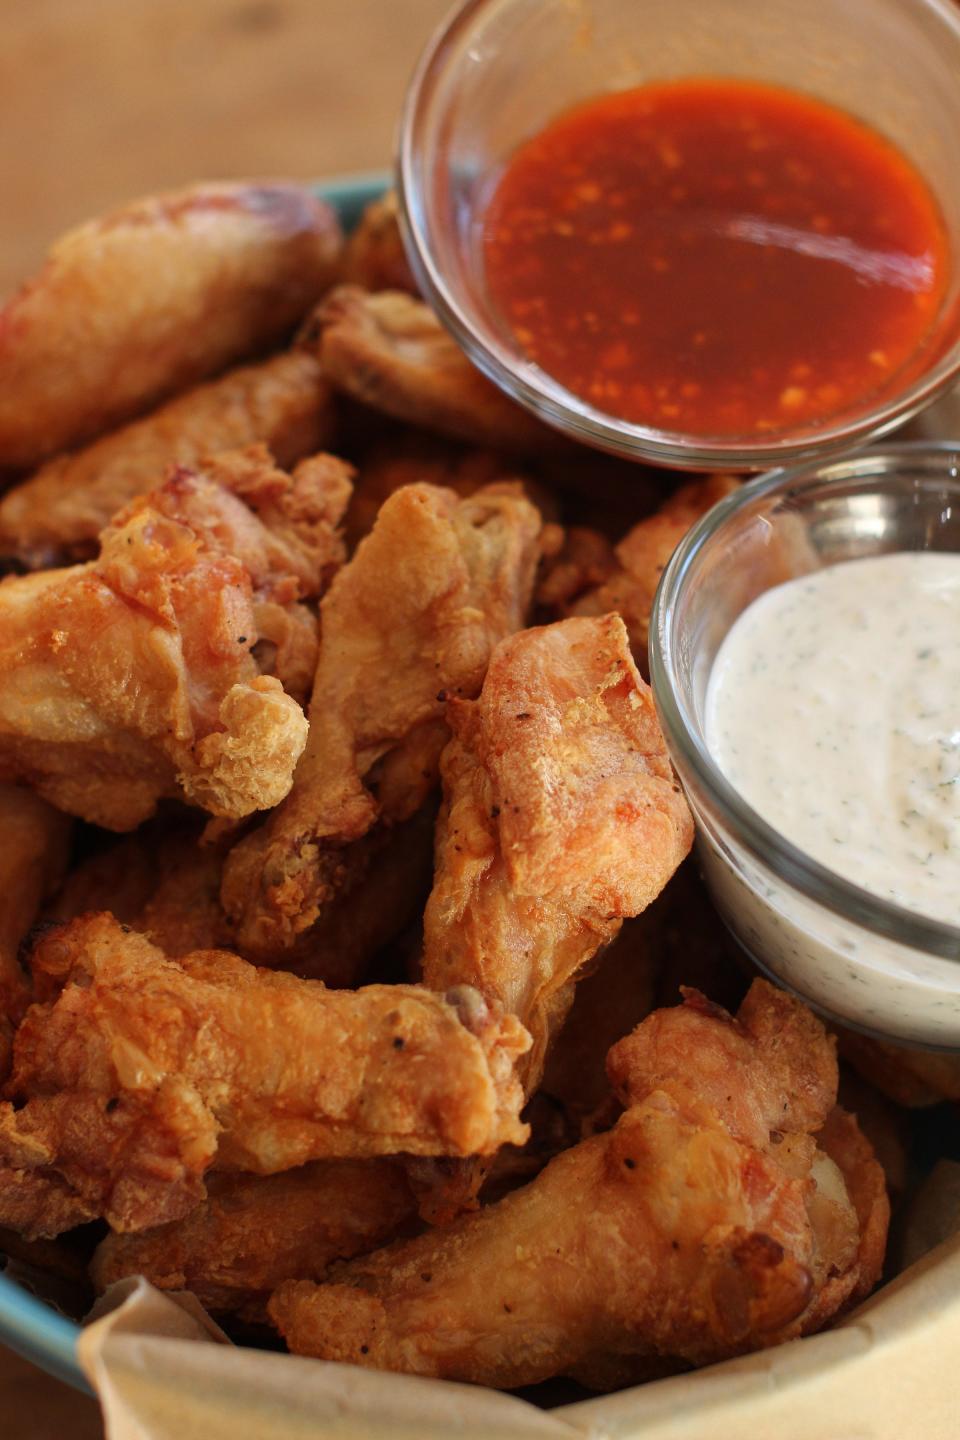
left=0, top=172, right=950, bottom=1418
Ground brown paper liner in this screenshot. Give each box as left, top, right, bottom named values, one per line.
left=77, top=1224, right=960, bottom=1440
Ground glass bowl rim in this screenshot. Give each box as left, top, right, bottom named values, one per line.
left=650, top=438, right=960, bottom=959
left=396, top=0, right=960, bottom=471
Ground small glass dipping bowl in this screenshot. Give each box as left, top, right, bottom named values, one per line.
left=398, top=0, right=960, bottom=472
left=651, top=442, right=960, bottom=1048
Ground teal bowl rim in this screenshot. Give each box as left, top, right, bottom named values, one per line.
left=0, top=168, right=391, bottom=1395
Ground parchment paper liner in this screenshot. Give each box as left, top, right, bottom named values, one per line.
left=78, top=1217, right=960, bottom=1440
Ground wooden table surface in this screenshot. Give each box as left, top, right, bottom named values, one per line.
left=1, top=0, right=448, bottom=1433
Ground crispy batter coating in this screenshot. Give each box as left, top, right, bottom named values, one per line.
left=132, top=443, right=352, bottom=603
left=571, top=475, right=740, bottom=671
left=534, top=525, right=618, bottom=611
left=0, top=183, right=342, bottom=470
left=423, top=614, right=694, bottom=1090
left=262, top=807, right=437, bottom=985
left=52, top=807, right=434, bottom=986
left=0, top=785, right=72, bottom=1075
left=221, top=482, right=546, bottom=962
left=0, top=463, right=324, bottom=828
left=346, top=437, right=516, bottom=550
left=91, top=1160, right=416, bottom=1318
left=50, top=820, right=229, bottom=958
left=607, top=981, right=839, bottom=1141
left=341, top=191, right=418, bottom=295
left=806, top=1106, right=890, bottom=1331
left=302, top=286, right=567, bottom=455
left=0, top=352, right=335, bottom=569
left=838, top=1028, right=960, bottom=1108
left=269, top=982, right=886, bottom=1386
left=0, top=914, right=529, bottom=1237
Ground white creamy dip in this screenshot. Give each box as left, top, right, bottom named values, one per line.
left=707, top=551, right=960, bottom=923
left=702, top=551, right=960, bottom=1045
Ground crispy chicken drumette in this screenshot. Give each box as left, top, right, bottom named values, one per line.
left=0, top=446, right=353, bottom=828
left=0, top=913, right=529, bottom=1238
left=0, top=182, right=341, bottom=470
left=220, top=481, right=547, bottom=971
left=270, top=982, right=888, bottom=1389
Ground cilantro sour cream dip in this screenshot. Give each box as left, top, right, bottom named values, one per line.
left=700, top=551, right=960, bottom=1046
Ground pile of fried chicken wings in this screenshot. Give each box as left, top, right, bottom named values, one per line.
left=0, top=180, right=915, bottom=1395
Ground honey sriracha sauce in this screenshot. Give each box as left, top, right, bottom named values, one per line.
left=483, top=79, right=949, bottom=437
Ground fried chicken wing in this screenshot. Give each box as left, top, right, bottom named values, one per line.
left=341, top=191, right=418, bottom=295
left=422, top=614, right=694, bottom=1091
left=0, top=914, right=529, bottom=1237
left=302, top=286, right=568, bottom=455
left=0, top=785, right=72, bottom=1076
left=606, top=981, right=838, bottom=1142
left=345, top=432, right=562, bottom=556
left=0, top=460, right=332, bottom=828
left=345, top=437, right=512, bottom=549
left=50, top=819, right=229, bottom=958
left=570, top=475, right=740, bottom=671
left=91, top=1159, right=416, bottom=1318
left=0, top=352, right=335, bottom=569
left=269, top=982, right=887, bottom=1387
left=52, top=805, right=434, bottom=986
left=261, top=807, right=437, bottom=985
left=534, top=526, right=618, bottom=611
left=148, top=444, right=352, bottom=603
left=221, top=481, right=546, bottom=966
left=0, top=183, right=342, bottom=470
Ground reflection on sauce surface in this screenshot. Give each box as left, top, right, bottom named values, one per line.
left=483, top=79, right=950, bottom=438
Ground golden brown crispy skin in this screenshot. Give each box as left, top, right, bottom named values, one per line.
left=345, top=432, right=563, bottom=559
left=534, top=525, right=619, bottom=612
left=0, top=466, right=319, bottom=829
left=837, top=1027, right=960, bottom=1108
left=0, top=785, right=72, bottom=1075
left=91, top=1160, right=416, bottom=1318
left=49, top=834, right=156, bottom=936
left=570, top=475, right=741, bottom=671
left=0, top=914, right=529, bottom=1237
left=221, top=481, right=546, bottom=961
left=50, top=820, right=229, bottom=959
left=52, top=807, right=434, bottom=987
left=264, top=807, right=438, bottom=986
left=302, top=286, right=568, bottom=455
left=804, top=1107, right=890, bottom=1332
left=414, top=614, right=691, bottom=1220
left=341, top=192, right=418, bottom=295
left=269, top=982, right=886, bottom=1386
left=126, top=443, right=352, bottom=605
left=346, top=438, right=514, bottom=550
left=0, top=183, right=342, bottom=470
left=0, top=352, right=335, bottom=569
left=100, top=441, right=352, bottom=707
left=607, top=981, right=838, bottom=1140
left=422, top=614, right=694, bottom=1091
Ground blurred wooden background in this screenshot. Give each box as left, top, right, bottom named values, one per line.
left=2, top=0, right=450, bottom=293
left=1, top=0, right=448, bottom=1434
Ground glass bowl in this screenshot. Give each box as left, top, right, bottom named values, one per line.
left=397, top=0, right=960, bottom=472
left=650, top=441, right=960, bottom=1047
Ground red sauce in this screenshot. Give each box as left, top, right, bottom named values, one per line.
left=483, top=79, right=950, bottom=438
